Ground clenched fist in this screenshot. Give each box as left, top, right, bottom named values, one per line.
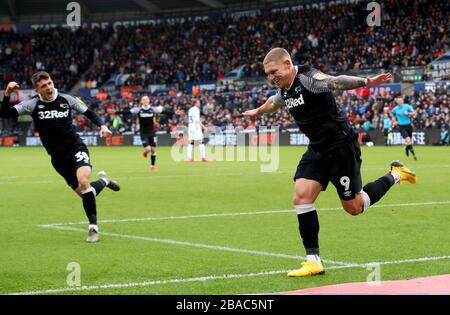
left=4, top=82, right=20, bottom=97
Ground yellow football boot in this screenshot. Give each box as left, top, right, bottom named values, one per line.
left=287, top=261, right=325, bottom=277
left=390, top=160, right=417, bottom=184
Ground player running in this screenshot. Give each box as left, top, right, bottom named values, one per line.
left=0, top=72, right=120, bottom=243
left=116, top=95, right=161, bottom=171
left=391, top=96, right=417, bottom=160
left=243, top=48, right=417, bottom=277
left=187, top=99, right=208, bottom=162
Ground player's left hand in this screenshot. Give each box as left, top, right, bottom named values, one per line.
left=366, top=73, right=392, bottom=87
left=99, top=125, right=112, bottom=138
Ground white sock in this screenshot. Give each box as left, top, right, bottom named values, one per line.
left=100, top=177, right=109, bottom=186
left=391, top=172, right=400, bottom=184
left=89, top=224, right=99, bottom=232
left=187, top=144, right=193, bottom=160
left=199, top=144, right=206, bottom=159
left=362, top=190, right=371, bottom=211
left=306, top=255, right=321, bottom=264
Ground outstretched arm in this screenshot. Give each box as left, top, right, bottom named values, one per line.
left=65, top=94, right=112, bottom=138
left=327, top=75, right=367, bottom=90
left=300, top=70, right=393, bottom=93
left=82, top=109, right=111, bottom=138
left=115, top=107, right=140, bottom=116
left=327, top=73, right=392, bottom=90
left=242, top=95, right=284, bottom=117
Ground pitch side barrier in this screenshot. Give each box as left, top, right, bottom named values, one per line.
left=0, top=129, right=443, bottom=147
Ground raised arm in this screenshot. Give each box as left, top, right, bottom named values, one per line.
left=0, top=82, right=21, bottom=118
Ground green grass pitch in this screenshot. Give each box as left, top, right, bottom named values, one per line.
left=0, top=145, right=449, bottom=295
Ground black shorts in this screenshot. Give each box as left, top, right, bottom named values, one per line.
left=50, top=144, right=92, bottom=190
left=141, top=132, right=156, bottom=147
left=399, top=125, right=413, bottom=139
left=294, top=141, right=362, bottom=200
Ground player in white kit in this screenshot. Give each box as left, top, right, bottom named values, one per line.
left=187, top=99, right=208, bottom=162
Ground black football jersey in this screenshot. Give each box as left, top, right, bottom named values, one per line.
left=13, top=89, right=88, bottom=154
left=130, top=106, right=159, bottom=134
left=274, top=65, right=356, bottom=153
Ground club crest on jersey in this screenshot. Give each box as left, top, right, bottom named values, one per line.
left=60, top=103, right=69, bottom=109
left=295, top=86, right=302, bottom=93
left=285, top=94, right=305, bottom=109
left=313, top=72, right=327, bottom=81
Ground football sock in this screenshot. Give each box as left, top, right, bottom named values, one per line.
left=82, top=187, right=97, bottom=225
left=199, top=144, right=206, bottom=159
left=408, top=145, right=416, bottom=158
left=151, top=153, right=157, bottom=166
left=90, top=179, right=107, bottom=197
left=306, top=254, right=322, bottom=264
left=295, top=205, right=320, bottom=258
left=187, top=144, right=193, bottom=160
left=362, top=173, right=396, bottom=209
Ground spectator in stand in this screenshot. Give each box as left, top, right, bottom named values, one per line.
left=433, top=126, right=449, bottom=146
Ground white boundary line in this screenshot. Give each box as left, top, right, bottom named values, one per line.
left=5, top=256, right=450, bottom=295
left=39, top=200, right=450, bottom=227
left=0, top=171, right=287, bottom=186
left=23, top=200, right=450, bottom=295
left=2, top=163, right=450, bottom=185
left=41, top=225, right=351, bottom=266
left=3, top=267, right=341, bottom=295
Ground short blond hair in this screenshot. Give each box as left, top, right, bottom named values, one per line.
left=263, top=48, right=291, bottom=64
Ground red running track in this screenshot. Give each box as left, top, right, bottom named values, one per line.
left=282, top=274, right=450, bottom=295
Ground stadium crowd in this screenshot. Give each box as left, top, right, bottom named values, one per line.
left=89, top=85, right=450, bottom=135
left=1, top=0, right=448, bottom=90
left=1, top=84, right=448, bottom=138
left=0, top=28, right=113, bottom=92
left=67, top=0, right=450, bottom=88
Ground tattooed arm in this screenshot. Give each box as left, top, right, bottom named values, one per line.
left=328, top=75, right=367, bottom=90
left=328, top=73, right=392, bottom=90
left=299, top=68, right=393, bottom=93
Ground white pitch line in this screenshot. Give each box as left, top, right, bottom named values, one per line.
left=1, top=268, right=328, bottom=295
left=42, top=225, right=351, bottom=266
left=39, top=200, right=450, bottom=227
left=0, top=171, right=286, bottom=186
left=2, top=163, right=450, bottom=185
left=0, top=166, right=261, bottom=180
left=0, top=180, right=58, bottom=186
left=5, top=255, right=450, bottom=295
left=359, top=255, right=450, bottom=266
